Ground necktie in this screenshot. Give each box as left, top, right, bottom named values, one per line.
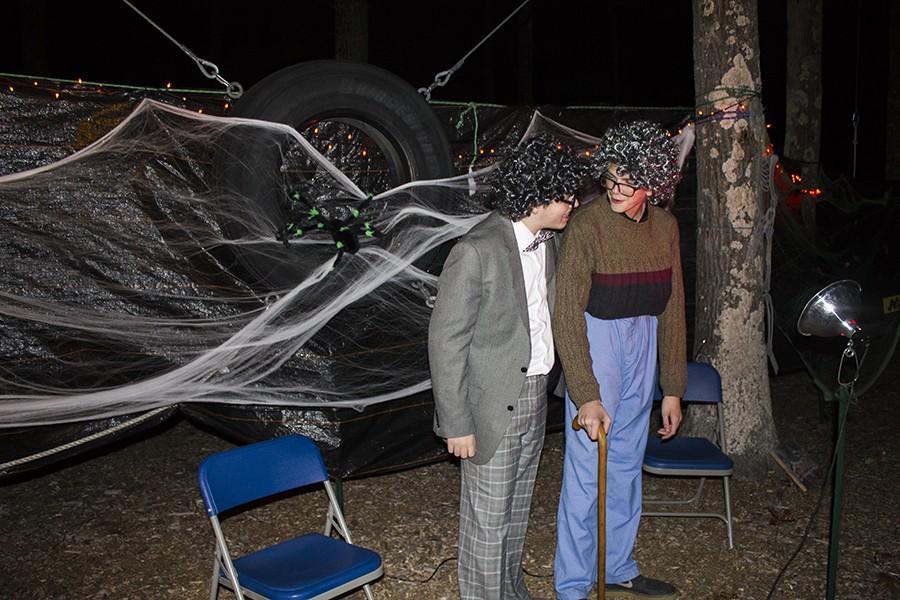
left=524, top=229, right=555, bottom=252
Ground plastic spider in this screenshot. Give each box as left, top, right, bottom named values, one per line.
left=278, top=190, right=381, bottom=265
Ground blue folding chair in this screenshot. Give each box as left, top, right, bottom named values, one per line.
left=643, top=361, right=735, bottom=548
left=198, top=434, right=383, bottom=600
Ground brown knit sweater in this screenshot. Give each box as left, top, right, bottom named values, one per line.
left=552, top=197, right=688, bottom=407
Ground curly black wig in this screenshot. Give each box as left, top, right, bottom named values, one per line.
left=591, top=120, right=682, bottom=206
left=487, top=133, right=591, bottom=221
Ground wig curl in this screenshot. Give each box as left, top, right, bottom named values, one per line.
left=592, top=120, right=682, bottom=206
left=487, top=133, right=590, bottom=221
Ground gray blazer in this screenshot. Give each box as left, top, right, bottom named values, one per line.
left=428, top=212, right=557, bottom=465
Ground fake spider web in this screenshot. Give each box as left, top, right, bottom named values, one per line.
left=0, top=99, right=596, bottom=428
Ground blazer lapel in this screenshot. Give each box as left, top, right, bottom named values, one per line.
left=500, top=219, right=530, bottom=331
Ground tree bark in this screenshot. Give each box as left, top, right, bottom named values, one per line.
left=691, top=0, right=778, bottom=478
left=334, top=0, right=368, bottom=62
left=784, top=0, right=822, bottom=178
left=784, top=0, right=822, bottom=236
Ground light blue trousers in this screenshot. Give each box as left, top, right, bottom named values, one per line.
left=554, top=315, right=657, bottom=600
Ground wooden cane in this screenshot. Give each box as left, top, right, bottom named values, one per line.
left=573, top=417, right=607, bottom=600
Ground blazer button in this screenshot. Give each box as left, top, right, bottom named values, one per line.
left=507, top=405, right=514, bottom=411
left=520, top=367, right=527, bottom=373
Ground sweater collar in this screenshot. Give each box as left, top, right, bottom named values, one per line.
left=606, top=197, right=650, bottom=224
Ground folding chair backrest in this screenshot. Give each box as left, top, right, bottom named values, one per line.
left=198, top=434, right=329, bottom=517
left=653, top=361, right=722, bottom=404
left=682, top=362, right=722, bottom=404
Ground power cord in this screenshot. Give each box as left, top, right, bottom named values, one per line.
left=766, top=358, right=863, bottom=600
left=386, top=556, right=456, bottom=584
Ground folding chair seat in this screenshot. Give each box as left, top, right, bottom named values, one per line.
left=643, top=361, right=735, bottom=548
left=198, top=434, right=383, bottom=600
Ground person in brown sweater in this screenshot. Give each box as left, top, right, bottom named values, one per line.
left=552, top=120, right=687, bottom=600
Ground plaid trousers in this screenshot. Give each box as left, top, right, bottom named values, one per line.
left=458, top=374, right=548, bottom=600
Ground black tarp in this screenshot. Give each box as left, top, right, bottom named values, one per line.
left=3, top=75, right=895, bottom=479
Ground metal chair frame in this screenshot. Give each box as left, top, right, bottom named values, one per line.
left=642, top=362, right=735, bottom=549
left=198, top=435, right=382, bottom=600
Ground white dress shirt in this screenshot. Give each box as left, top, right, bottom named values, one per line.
left=512, top=221, right=554, bottom=376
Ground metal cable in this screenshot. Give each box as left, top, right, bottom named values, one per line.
left=120, top=0, right=243, bottom=98
left=418, top=0, right=530, bottom=101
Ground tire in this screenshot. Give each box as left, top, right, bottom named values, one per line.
left=219, top=60, right=454, bottom=291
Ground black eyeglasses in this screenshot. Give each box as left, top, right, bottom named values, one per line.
left=557, top=194, right=579, bottom=207
left=600, top=173, right=640, bottom=197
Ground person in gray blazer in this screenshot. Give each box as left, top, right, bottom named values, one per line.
left=428, top=133, right=589, bottom=600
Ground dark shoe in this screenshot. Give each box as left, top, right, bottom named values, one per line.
left=605, top=575, right=678, bottom=599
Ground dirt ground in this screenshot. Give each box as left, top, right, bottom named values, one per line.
left=3, top=362, right=900, bottom=600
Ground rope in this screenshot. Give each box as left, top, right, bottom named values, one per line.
left=759, top=154, right=779, bottom=373
left=120, top=0, right=243, bottom=98
left=418, top=0, right=530, bottom=101
left=0, top=406, right=172, bottom=473
left=761, top=205, right=778, bottom=374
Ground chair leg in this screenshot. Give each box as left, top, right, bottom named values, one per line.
left=209, top=553, right=221, bottom=600
left=325, top=502, right=334, bottom=537
left=723, top=476, right=734, bottom=549
left=363, top=582, right=375, bottom=600
left=644, top=477, right=707, bottom=506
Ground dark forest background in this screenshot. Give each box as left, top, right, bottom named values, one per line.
left=4, top=1, right=897, bottom=182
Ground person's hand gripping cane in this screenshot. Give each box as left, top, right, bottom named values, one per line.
left=573, top=400, right=611, bottom=600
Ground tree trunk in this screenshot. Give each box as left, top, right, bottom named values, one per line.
left=691, top=0, right=778, bottom=478
left=481, top=4, right=497, bottom=102
left=334, top=0, right=368, bottom=62
left=887, top=1, right=900, bottom=180
left=784, top=0, right=822, bottom=236
left=17, top=0, right=48, bottom=75
left=515, top=3, right=534, bottom=105
left=784, top=0, right=822, bottom=177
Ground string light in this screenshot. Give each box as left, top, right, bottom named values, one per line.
left=3, top=74, right=233, bottom=116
